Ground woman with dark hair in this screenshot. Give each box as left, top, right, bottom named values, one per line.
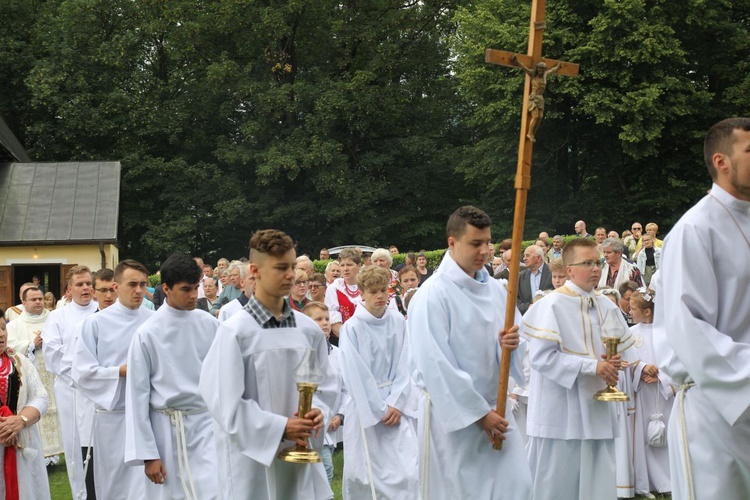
left=0, top=309, right=51, bottom=499
left=414, top=252, right=433, bottom=286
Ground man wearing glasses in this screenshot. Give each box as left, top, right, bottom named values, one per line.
left=524, top=238, right=634, bottom=500
left=624, top=222, right=643, bottom=256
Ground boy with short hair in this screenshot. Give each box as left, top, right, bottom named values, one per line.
left=339, top=265, right=418, bottom=499
left=408, top=206, right=531, bottom=499
left=124, top=253, right=219, bottom=499
left=74, top=260, right=153, bottom=499
left=523, top=238, right=635, bottom=500
left=548, top=258, right=567, bottom=289
left=302, top=302, right=346, bottom=483
left=200, top=230, right=338, bottom=499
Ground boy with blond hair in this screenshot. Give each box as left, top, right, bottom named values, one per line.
left=339, top=266, right=418, bottom=499
left=302, top=302, right=346, bottom=483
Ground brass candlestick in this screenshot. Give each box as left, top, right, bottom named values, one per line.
left=593, top=336, right=629, bottom=402
left=277, top=382, right=322, bottom=463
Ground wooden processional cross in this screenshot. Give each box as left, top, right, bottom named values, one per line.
left=484, top=0, right=579, bottom=450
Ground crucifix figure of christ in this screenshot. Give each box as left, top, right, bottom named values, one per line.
left=483, top=0, right=579, bottom=450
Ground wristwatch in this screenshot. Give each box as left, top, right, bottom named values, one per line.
left=19, top=415, right=28, bottom=427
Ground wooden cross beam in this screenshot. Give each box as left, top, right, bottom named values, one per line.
left=484, top=0, right=579, bottom=451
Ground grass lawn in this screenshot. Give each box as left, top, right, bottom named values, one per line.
left=48, top=449, right=668, bottom=500
left=47, top=450, right=344, bottom=500
left=48, top=457, right=72, bottom=500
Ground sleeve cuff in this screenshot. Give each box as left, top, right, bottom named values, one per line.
left=580, top=358, right=598, bottom=376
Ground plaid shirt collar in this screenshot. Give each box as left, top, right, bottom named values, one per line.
left=244, top=294, right=297, bottom=329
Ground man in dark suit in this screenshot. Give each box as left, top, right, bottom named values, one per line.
left=517, top=244, right=553, bottom=314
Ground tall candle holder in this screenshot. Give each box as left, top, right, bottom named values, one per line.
left=278, top=350, right=323, bottom=464
left=593, top=336, right=629, bottom=402
left=593, top=309, right=629, bottom=402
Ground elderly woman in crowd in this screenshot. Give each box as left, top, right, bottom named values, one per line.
left=325, top=260, right=341, bottom=285
left=371, top=248, right=404, bottom=312
left=0, top=311, right=51, bottom=499
left=598, top=238, right=645, bottom=289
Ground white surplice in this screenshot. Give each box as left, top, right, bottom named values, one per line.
left=339, top=305, right=418, bottom=500
left=6, top=310, right=63, bottom=459
left=324, top=345, right=346, bottom=448
left=0, top=353, right=51, bottom=500
left=73, top=301, right=153, bottom=500
left=523, top=281, right=635, bottom=500
left=629, top=322, right=673, bottom=495
left=124, top=303, right=219, bottom=500
left=653, top=183, right=750, bottom=500
left=216, top=297, right=242, bottom=322
left=407, top=250, right=531, bottom=500
left=41, top=300, right=97, bottom=497
left=199, top=308, right=338, bottom=500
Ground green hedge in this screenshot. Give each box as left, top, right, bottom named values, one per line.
left=312, top=235, right=584, bottom=271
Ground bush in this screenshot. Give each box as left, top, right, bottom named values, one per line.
left=312, top=235, right=583, bottom=270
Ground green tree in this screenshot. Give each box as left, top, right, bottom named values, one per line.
left=453, top=0, right=750, bottom=237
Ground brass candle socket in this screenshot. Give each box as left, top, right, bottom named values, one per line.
left=593, top=337, right=629, bottom=402
left=277, top=382, right=322, bottom=464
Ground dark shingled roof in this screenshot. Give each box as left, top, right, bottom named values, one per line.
left=0, top=162, right=120, bottom=245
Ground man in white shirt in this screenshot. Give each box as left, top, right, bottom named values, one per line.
left=42, top=266, right=98, bottom=497
left=654, top=117, right=750, bottom=499
left=523, top=238, right=634, bottom=500
left=200, top=229, right=337, bottom=499
left=125, top=253, right=219, bottom=499
left=408, top=206, right=532, bottom=499
left=74, top=260, right=154, bottom=500
left=7, top=286, right=62, bottom=461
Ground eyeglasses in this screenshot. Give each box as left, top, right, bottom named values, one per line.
left=308, top=284, right=324, bottom=290
left=568, top=260, right=604, bottom=270
left=95, top=287, right=116, bottom=294
left=631, top=227, right=642, bottom=231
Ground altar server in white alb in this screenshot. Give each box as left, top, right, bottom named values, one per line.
left=41, top=266, right=98, bottom=498
left=73, top=260, right=154, bottom=499
left=523, top=238, right=635, bottom=500
left=125, top=253, right=219, bottom=499
left=301, top=302, right=347, bottom=484
left=200, top=229, right=338, bottom=499
left=339, top=265, right=418, bottom=499
left=654, top=117, right=750, bottom=500
left=628, top=287, right=672, bottom=497
left=64, top=268, right=119, bottom=500
left=408, top=206, right=532, bottom=500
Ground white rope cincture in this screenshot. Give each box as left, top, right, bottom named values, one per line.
left=360, top=416, right=378, bottom=500
left=678, top=383, right=696, bottom=500
left=76, top=411, right=97, bottom=500
left=420, top=388, right=431, bottom=500
left=153, top=407, right=207, bottom=500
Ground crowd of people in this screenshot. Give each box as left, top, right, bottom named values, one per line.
left=0, top=117, right=748, bottom=499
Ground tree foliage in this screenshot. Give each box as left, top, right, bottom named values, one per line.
left=2, top=0, right=749, bottom=264
left=453, top=0, right=750, bottom=237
